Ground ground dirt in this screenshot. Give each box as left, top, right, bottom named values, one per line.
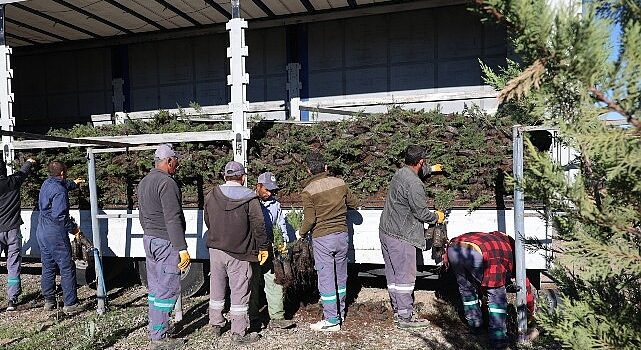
left=0, top=263, right=559, bottom=350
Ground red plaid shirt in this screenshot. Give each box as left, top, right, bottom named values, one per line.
left=449, top=231, right=514, bottom=288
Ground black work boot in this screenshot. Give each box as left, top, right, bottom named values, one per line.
left=43, top=298, right=56, bottom=311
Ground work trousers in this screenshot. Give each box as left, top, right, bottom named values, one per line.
left=312, top=231, right=348, bottom=323
left=447, top=245, right=508, bottom=349
left=380, top=232, right=417, bottom=320
left=144, top=235, right=181, bottom=341
left=249, top=258, right=285, bottom=320
left=37, top=227, right=77, bottom=306
left=0, top=228, right=22, bottom=301
left=208, top=248, right=252, bottom=335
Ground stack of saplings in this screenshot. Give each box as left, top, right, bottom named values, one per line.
left=269, top=209, right=318, bottom=303
left=15, top=106, right=513, bottom=211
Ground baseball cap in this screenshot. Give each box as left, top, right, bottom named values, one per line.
left=224, top=161, right=246, bottom=177
left=258, top=172, right=278, bottom=190
left=154, top=144, right=178, bottom=160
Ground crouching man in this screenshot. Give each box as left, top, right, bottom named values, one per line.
left=446, top=231, right=535, bottom=350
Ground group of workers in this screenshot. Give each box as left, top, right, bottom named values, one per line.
left=0, top=143, right=532, bottom=350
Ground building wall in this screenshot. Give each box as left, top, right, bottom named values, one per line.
left=12, top=5, right=507, bottom=131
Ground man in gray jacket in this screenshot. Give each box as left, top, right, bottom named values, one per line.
left=379, top=145, right=444, bottom=329
left=138, top=144, right=190, bottom=350
left=205, top=161, right=269, bottom=344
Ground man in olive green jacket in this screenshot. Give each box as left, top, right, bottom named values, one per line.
left=299, top=152, right=359, bottom=332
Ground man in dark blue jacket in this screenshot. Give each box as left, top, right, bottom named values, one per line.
left=0, top=157, right=35, bottom=311
left=37, top=161, right=84, bottom=315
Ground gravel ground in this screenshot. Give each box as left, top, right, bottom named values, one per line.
left=0, top=263, right=557, bottom=350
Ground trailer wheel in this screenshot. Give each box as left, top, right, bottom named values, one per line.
left=537, top=288, right=561, bottom=312
left=136, top=260, right=205, bottom=297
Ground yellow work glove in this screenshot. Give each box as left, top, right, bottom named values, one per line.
left=258, top=250, right=269, bottom=265
left=435, top=210, right=446, bottom=224
left=178, top=250, right=191, bottom=271
left=430, top=164, right=443, bottom=172
left=74, top=178, right=86, bottom=185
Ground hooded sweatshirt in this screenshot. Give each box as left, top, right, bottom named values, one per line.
left=204, top=182, right=268, bottom=262
left=0, top=162, right=33, bottom=232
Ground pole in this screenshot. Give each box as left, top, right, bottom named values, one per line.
left=512, top=125, right=527, bottom=341
left=0, top=5, right=15, bottom=175
left=87, top=147, right=107, bottom=314
left=227, top=0, right=249, bottom=169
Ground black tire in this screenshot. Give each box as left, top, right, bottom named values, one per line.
left=136, top=260, right=205, bottom=297
left=537, top=288, right=561, bottom=312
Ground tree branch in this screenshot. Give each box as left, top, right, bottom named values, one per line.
left=589, top=87, right=641, bottom=129
left=474, top=0, right=506, bottom=23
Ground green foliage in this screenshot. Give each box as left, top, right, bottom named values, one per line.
left=285, top=208, right=304, bottom=231
left=16, top=107, right=512, bottom=210
left=477, top=0, right=641, bottom=348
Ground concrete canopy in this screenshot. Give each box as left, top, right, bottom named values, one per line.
left=3, top=0, right=397, bottom=47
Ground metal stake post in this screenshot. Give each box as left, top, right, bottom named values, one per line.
left=227, top=0, right=249, bottom=168
left=512, top=125, right=527, bottom=341
left=0, top=5, right=15, bottom=175
left=87, top=147, right=107, bottom=314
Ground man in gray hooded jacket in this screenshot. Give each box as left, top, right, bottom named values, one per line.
left=204, top=161, right=269, bottom=344
left=379, top=144, right=445, bottom=329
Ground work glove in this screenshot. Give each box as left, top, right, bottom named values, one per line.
left=258, top=250, right=269, bottom=265
left=74, top=178, right=86, bottom=185
left=178, top=250, right=191, bottom=271
left=435, top=210, right=446, bottom=224
left=430, top=164, right=443, bottom=172
left=71, top=227, right=82, bottom=240
left=27, top=158, right=36, bottom=164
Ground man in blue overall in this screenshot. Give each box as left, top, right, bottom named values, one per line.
left=37, top=160, right=84, bottom=314
left=0, top=157, right=35, bottom=311
left=138, top=144, right=190, bottom=350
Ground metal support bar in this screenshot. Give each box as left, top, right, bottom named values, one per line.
left=250, top=0, right=275, bottom=16
left=300, top=106, right=372, bottom=117
left=5, top=17, right=68, bottom=41
left=6, top=33, right=37, bottom=45
left=0, top=129, right=134, bottom=148
left=512, top=125, right=527, bottom=341
left=50, top=0, right=134, bottom=35
left=299, top=0, right=316, bottom=13
left=87, top=148, right=106, bottom=314
left=102, top=0, right=166, bottom=30
left=204, top=0, right=232, bottom=19
left=153, top=0, right=201, bottom=26
left=12, top=3, right=100, bottom=38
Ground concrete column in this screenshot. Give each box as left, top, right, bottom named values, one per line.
left=0, top=5, right=14, bottom=174
left=227, top=1, right=250, bottom=167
